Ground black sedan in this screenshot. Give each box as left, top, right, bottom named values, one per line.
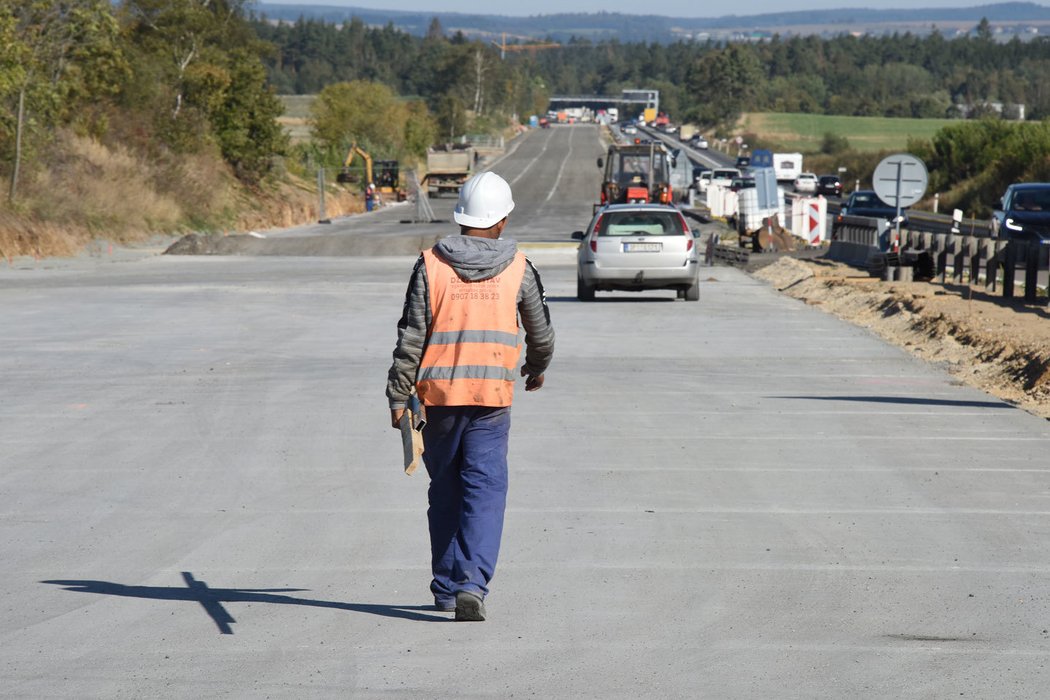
left=817, top=175, right=842, bottom=197
left=833, top=190, right=907, bottom=235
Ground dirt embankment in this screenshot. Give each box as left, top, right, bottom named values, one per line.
left=754, top=257, right=1050, bottom=420
left=0, top=131, right=364, bottom=260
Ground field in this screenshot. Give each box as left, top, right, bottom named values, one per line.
left=278, top=95, right=315, bottom=143
left=741, top=112, right=955, bottom=152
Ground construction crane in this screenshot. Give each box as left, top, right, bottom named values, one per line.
left=492, top=33, right=561, bottom=59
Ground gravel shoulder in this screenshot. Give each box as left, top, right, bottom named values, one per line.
left=754, top=257, right=1050, bottom=420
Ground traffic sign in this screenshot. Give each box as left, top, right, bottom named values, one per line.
left=872, top=153, right=928, bottom=209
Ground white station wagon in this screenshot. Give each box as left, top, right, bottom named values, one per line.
left=572, top=204, right=701, bottom=301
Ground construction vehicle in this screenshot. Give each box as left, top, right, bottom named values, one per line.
left=337, top=145, right=407, bottom=201
left=373, top=159, right=407, bottom=201
left=422, top=144, right=475, bottom=197
left=596, top=142, right=675, bottom=206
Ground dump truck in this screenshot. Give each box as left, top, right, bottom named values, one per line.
left=422, top=144, right=475, bottom=197
left=597, top=141, right=675, bottom=206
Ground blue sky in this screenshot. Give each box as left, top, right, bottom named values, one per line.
left=262, top=0, right=1005, bottom=17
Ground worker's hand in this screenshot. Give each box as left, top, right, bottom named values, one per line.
left=391, top=408, right=405, bottom=430
left=521, top=366, right=544, bottom=392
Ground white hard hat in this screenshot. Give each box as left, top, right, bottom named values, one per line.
left=454, top=172, right=515, bottom=229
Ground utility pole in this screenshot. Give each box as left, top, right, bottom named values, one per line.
left=9, top=86, right=25, bottom=203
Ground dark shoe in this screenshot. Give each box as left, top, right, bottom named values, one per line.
left=454, top=590, right=486, bottom=621
left=434, top=598, right=456, bottom=612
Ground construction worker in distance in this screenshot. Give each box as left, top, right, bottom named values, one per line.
left=386, top=171, right=555, bottom=622
left=365, top=182, right=376, bottom=212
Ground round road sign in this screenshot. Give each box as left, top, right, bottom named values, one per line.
left=872, top=153, right=928, bottom=208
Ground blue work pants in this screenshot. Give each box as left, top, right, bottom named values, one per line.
left=422, top=406, right=511, bottom=603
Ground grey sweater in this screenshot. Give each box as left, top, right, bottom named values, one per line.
left=386, top=235, right=555, bottom=409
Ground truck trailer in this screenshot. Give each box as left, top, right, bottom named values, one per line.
left=422, top=145, right=475, bottom=197
left=773, top=152, right=803, bottom=183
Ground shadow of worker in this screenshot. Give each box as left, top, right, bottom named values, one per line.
left=42, top=571, right=448, bottom=634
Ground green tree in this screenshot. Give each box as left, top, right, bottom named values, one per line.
left=206, top=49, right=288, bottom=182
left=685, top=44, right=764, bottom=126
left=120, top=0, right=286, bottom=182
left=3, top=0, right=126, bottom=202
left=311, top=80, right=408, bottom=155
left=434, top=94, right=467, bottom=141
left=402, top=99, right=437, bottom=158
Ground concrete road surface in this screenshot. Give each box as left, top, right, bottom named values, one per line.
left=3, top=125, right=1050, bottom=698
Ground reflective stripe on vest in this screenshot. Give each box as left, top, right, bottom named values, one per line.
left=418, top=248, right=526, bottom=407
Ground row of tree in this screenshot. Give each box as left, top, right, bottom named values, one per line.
left=1, top=0, right=286, bottom=203
left=252, top=17, right=550, bottom=144
left=5, top=4, right=1050, bottom=218
left=254, top=16, right=1050, bottom=125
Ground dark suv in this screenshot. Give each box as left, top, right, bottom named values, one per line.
left=833, top=190, right=907, bottom=236
left=817, top=175, right=843, bottom=197
left=992, top=183, right=1050, bottom=241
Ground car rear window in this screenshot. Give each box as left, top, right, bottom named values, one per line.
left=597, top=211, right=684, bottom=237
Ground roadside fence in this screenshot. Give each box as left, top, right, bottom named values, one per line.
left=825, top=217, right=1050, bottom=304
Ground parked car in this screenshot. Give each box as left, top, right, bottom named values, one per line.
left=793, top=172, right=819, bottom=194
left=710, top=168, right=741, bottom=187
left=991, top=182, right=1050, bottom=241
left=833, top=190, right=907, bottom=235
left=696, top=171, right=714, bottom=193
left=692, top=165, right=711, bottom=187
left=729, top=176, right=756, bottom=193
left=817, top=174, right=843, bottom=197
left=572, top=204, right=701, bottom=301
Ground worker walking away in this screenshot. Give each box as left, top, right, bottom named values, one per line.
left=386, top=171, right=554, bottom=621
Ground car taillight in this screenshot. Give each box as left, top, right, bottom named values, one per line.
left=590, top=214, right=604, bottom=252
left=679, top=215, right=693, bottom=250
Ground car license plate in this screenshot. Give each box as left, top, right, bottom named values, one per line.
left=623, top=242, right=661, bottom=252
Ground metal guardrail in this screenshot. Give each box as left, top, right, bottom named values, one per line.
left=711, top=242, right=750, bottom=267
left=464, top=135, right=504, bottom=149
left=825, top=217, right=1049, bottom=303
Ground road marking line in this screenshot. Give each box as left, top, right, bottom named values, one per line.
left=509, top=128, right=555, bottom=185
left=543, top=126, right=575, bottom=203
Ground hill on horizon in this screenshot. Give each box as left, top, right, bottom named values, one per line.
left=253, top=1, right=1050, bottom=42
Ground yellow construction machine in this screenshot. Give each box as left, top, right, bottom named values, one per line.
left=337, top=144, right=407, bottom=201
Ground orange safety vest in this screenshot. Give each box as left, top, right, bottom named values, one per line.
left=417, top=248, right=527, bottom=407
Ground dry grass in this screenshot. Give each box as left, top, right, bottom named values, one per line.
left=0, top=130, right=358, bottom=257
left=35, top=135, right=185, bottom=236
left=0, top=211, right=87, bottom=260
